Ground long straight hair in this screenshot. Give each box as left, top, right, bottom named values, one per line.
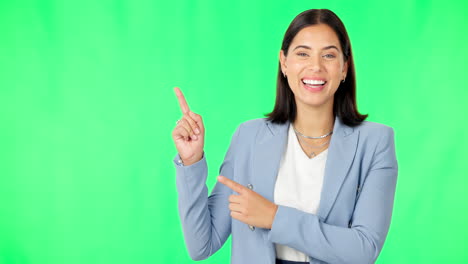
left=265, top=9, right=368, bottom=127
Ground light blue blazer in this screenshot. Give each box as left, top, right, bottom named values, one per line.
left=173, top=115, right=398, bottom=264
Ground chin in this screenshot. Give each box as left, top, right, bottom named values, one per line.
left=301, top=90, right=335, bottom=104
left=296, top=96, right=329, bottom=108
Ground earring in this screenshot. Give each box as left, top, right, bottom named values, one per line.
left=283, top=72, right=287, bottom=78
left=342, top=76, right=346, bottom=83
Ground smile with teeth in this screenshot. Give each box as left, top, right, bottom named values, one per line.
left=302, top=79, right=327, bottom=87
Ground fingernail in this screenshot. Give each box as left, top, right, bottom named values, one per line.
left=192, top=135, right=197, bottom=140
left=195, top=128, right=200, bottom=134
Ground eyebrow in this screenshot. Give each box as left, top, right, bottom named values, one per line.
left=293, top=45, right=340, bottom=51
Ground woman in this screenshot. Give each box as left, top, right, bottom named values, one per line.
left=172, top=9, right=398, bottom=264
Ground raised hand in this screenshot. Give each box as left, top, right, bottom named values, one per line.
left=172, top=87, right=205, bottom=166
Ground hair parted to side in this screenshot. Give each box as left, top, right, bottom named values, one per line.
left=265, top=9, right=368, bottom=127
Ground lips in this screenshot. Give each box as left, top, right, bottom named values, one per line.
left=301, top=77, right=327, bottom=92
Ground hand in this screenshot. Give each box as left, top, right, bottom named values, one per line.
left=172, top=87, right=205, bottom=166
left=217, top=176, right=278, bottom=229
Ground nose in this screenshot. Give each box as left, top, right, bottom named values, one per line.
left=306, top=54, right=322, bottom=72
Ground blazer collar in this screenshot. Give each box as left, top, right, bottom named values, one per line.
left=252, top=115, right=359, bottom=222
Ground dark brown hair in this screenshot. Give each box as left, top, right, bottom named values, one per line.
left=265, top=9, right=368, bottom=127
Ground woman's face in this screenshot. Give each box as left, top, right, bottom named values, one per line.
left=280, top=24, right=348, bottom=110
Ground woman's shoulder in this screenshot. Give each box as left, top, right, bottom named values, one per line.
left=354, top=120, right=396, bottom=144
left=238, top=117, right=269, bottom=129
left=234, top=118, right=269, bottom=136
left=356, top=120, right=394, bottom=133
left=223, top=118, right=267, bottom=152
left=229, top=118, right=272, bottom=143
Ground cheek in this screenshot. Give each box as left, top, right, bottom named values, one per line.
left=326, top=63, right=344, bottom=78
left=287, top=62, right=308, bottom=84
left=286, top=62, right=302, bottom=81
left=287, top=57, right=306, bottom=70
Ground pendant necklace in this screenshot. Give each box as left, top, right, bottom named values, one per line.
left=292, top=125, right=333, bottom=158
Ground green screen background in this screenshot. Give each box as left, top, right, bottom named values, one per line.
left=1, top=0, right=467, bottom=263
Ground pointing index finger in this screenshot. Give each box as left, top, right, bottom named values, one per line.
left=218, top=176, right=246, bottom=194
left=174, top=87, right=190, bottom=114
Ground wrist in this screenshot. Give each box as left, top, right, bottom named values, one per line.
left=268, top=204, right=278, bottom=229
left=182, top=151, right=204, bottom=166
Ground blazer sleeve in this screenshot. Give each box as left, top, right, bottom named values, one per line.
left=173, top=123, right=242, bottom=260
left=267, top=126, right=398, bottom=264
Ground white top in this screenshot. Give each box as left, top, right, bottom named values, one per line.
left=274, top=124, right=328, bottom=262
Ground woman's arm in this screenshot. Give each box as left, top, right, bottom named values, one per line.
left=267, top=127, right=398, bottom=264
left=174, top=124, right=242, bottom=260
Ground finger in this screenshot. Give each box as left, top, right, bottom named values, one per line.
left=229, top=194, right=242, bottom=204
left=230, top=211, right=246, bottom=223
left=218, top=176, right=245, bottom=194
left=174, top=124, right=191, bottom=141
left=174, top=87, right=190, bottom=114
left=177, top=118, right=194, bottom=139
left=188, top=111, right=204, bottom=132
left=182, top=114, right=200, bottom=135
left=229, top=203, right=244, bottom=213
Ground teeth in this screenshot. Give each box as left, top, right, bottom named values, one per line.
left=303, top=79, right=325, bottom=85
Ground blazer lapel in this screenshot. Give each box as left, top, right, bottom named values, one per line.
left=251, top=120, right=289, bottom=202
left=317, top=116, right=359, bottom=221
left=252, top=116, right=359, bottom=223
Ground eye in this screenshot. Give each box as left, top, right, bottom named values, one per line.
left=323, top=54, right=336, bottom=59
left=297, top=52, right=308, bottom=57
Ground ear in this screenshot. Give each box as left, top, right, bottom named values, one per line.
left=279, top=49, right=287, bottom=74
left=342, top=60, right=349, bottom=79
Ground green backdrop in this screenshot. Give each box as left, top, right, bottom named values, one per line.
left=1, top=0, right=467, bottom=263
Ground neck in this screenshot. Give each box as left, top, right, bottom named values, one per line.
left=293, top=100, right=335, bottom=137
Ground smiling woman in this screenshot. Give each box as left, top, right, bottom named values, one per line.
left=283, top=26, right=347, bottom=101
left=172, top=9, right=398, bottom=264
